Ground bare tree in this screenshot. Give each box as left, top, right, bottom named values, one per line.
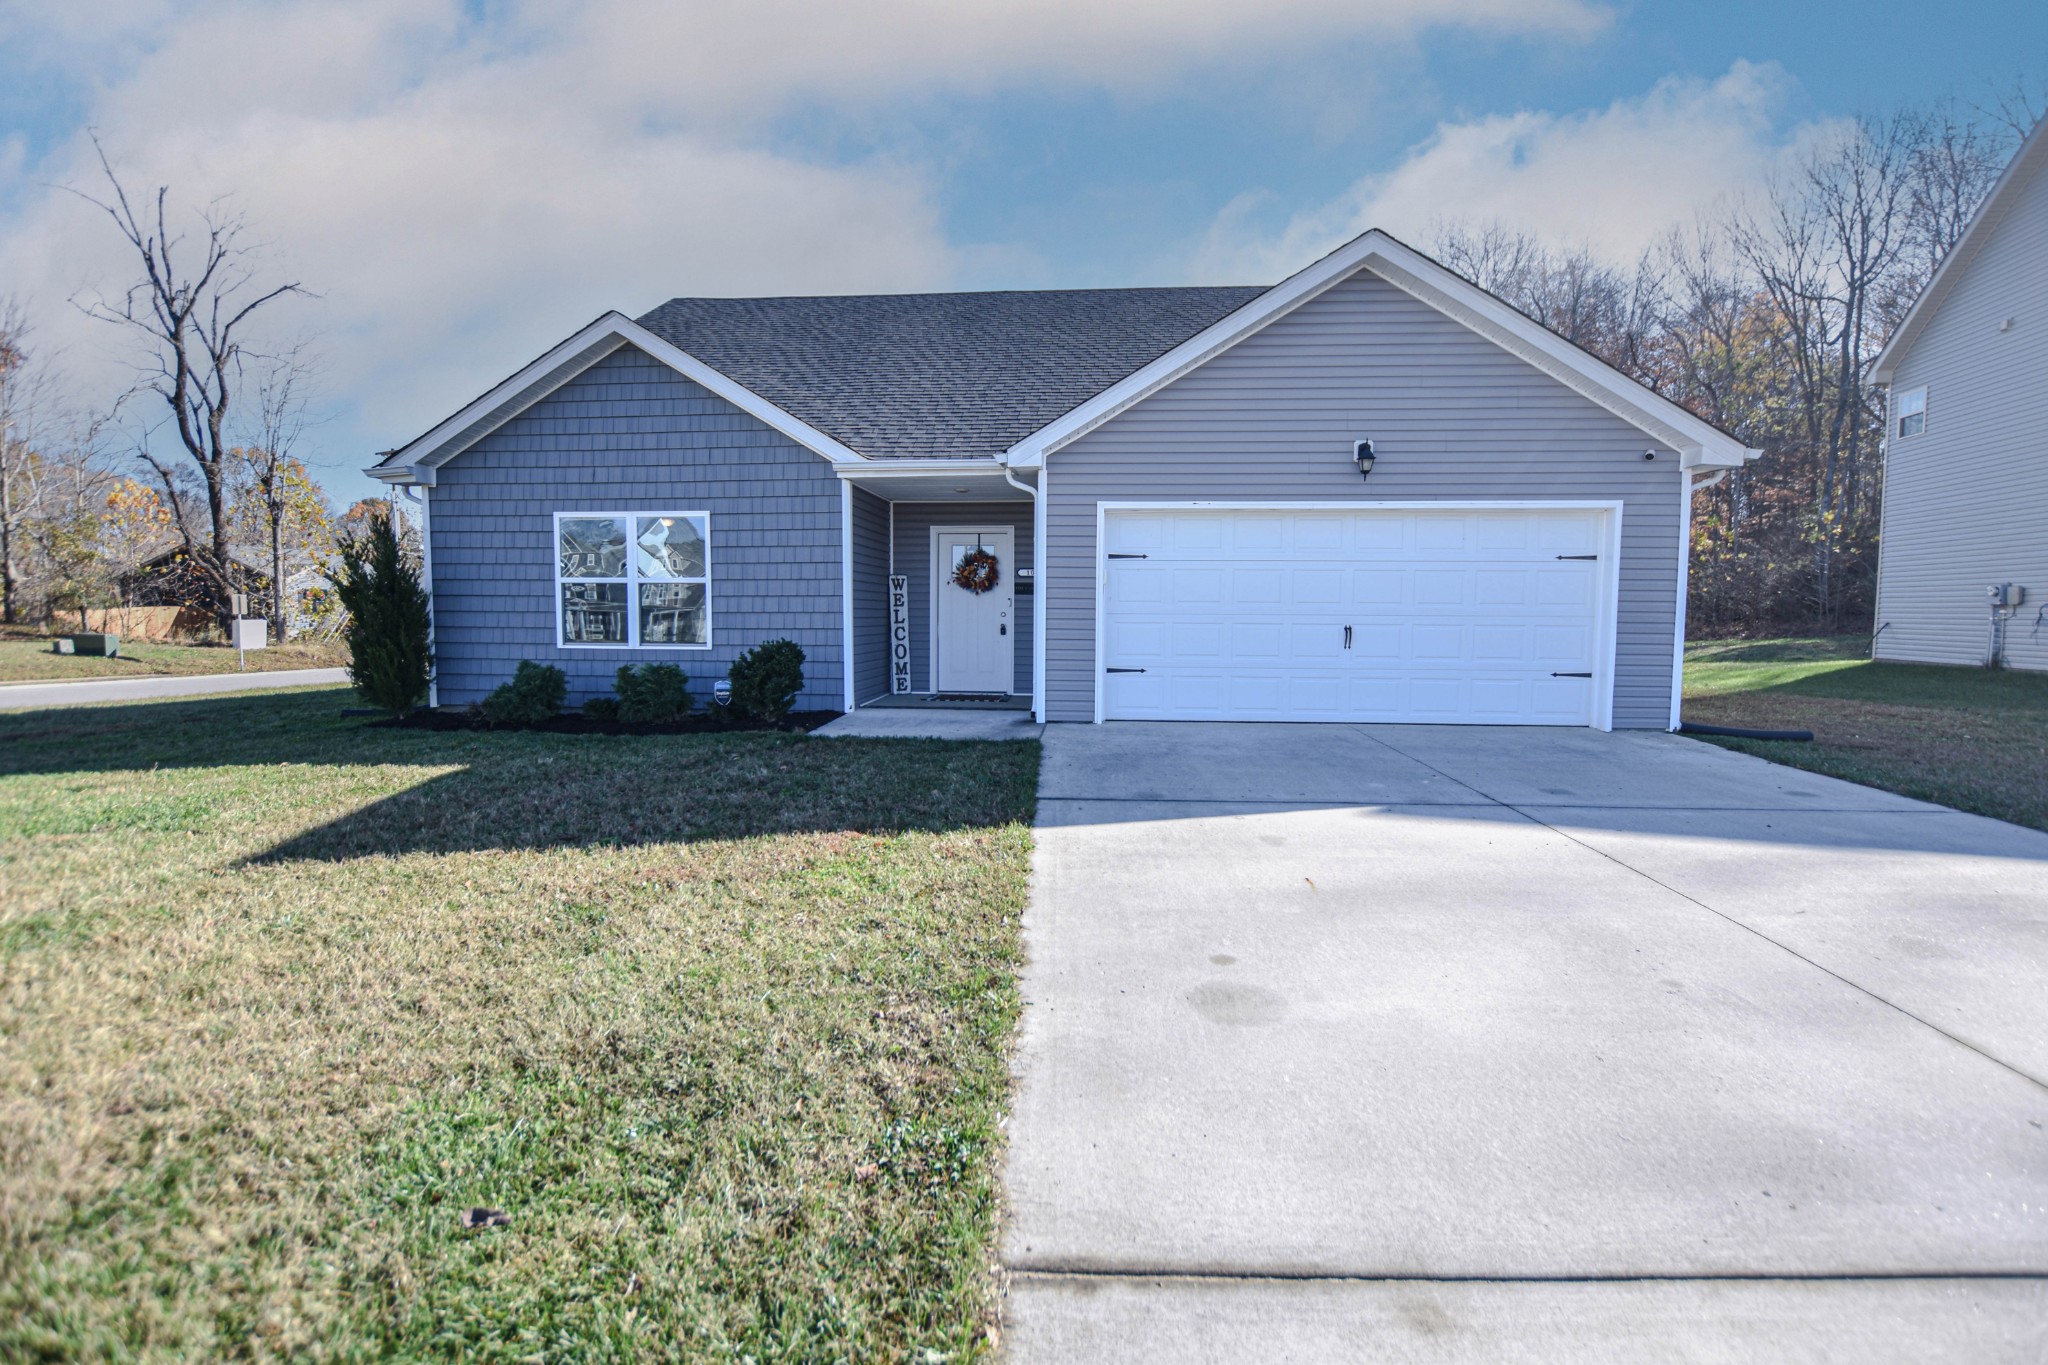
left=72, top=136, right=306, bottom=622
left=0, top=301, right=36, bottom=623
left=232, top=351, right=317, bottom=639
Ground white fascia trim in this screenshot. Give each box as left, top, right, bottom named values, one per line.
left=1874, top=114, right=2048, bottom=384
left=1092, top=499, right=1626, bottom=731
left=1005, top=229, right=1759, bottom=472
left=367, top=312, right=870, bottom=481
left=836, top=459, right=1009, bottom=476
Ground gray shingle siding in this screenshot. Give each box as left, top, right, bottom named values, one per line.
left=1042, top=266, right=1684, bottom=728
left=851, top=485, right=890, bottom=703
left=889, top=502, right=1034, bottom=695
left=429, top=345, right=845, bottom=709
left=1877, top=148, right=2048, bottom=670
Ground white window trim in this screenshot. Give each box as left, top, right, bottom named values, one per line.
left=1895, top=386, right=1927, bottom=438
left=553, top=510, right=713, bottom=650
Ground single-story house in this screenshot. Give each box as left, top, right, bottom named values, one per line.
left=1871, top=114, right=2048, bottom=669
left=368, top=229, right=1756, bottom=728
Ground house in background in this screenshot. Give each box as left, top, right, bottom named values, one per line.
left=368, top=229, right=1755, bottom=728
left=1873, top=115, right=2048, bottom=669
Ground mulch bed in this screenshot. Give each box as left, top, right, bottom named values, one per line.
left=373, top=708, right=842, bottom=737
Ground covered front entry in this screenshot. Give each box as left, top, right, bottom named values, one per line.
left=842, top=471, right=1036, bottom=712
left=1099, top=504, right=1617, bottom=726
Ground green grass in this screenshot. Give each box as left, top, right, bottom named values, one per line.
left=0, top=634, right=347, bottom=683
left=0, top=688, right=1037, bottom=1361
left=1683, top=635, right=2048, bottom=831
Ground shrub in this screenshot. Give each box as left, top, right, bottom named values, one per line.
left=728, top=638, right=805, bottom=723
left=582, top=695, right=620, bottom=721
left=333, top=508, right=432, bottom=715
left=615, top=663, right=693, bottom=724
left=480, top=661, right=567, bottom=726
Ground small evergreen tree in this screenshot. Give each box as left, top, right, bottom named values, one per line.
left=334, top=506, right=431, bottom=715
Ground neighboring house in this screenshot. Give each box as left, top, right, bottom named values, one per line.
left=368, top=230, right=1755, bottom=728
left=119, top=546, right=270, bottom=610
left=1873, top=116, right=2048, bottom=670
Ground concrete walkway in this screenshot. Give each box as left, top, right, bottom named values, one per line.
left=0, top=667, right=350, bottom=710
left=813, top=707, right=1042, bottom=739
left=1004, top=723, right=2048, bottom=1362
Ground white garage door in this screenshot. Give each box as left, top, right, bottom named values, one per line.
left=1101, top=507, right=1610, bottom=725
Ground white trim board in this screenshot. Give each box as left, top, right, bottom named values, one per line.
left=1004, top=230, right=1759, bottom=472
left=1090, top=499, right=1625, bottom=731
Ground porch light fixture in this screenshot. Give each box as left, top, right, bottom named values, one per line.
left=1352, top=440, right=1376, bottom=481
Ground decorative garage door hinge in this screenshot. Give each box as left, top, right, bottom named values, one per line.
left=1106, top=667, right=1147, bottom=673
left=1551, top=671, right=1593, bottom=678
left=1555, top=554, right=1598, bottom=560
left=1107, top=553, right=1149, bottom=559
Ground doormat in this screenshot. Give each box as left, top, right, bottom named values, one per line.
left=932, top=693, right=1009, bottom=703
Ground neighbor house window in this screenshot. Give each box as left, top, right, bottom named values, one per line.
left=554, top=511, right=709, bottom=648
left=1896, top=387, right=1926, bottom=438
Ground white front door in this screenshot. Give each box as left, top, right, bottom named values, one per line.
left=934, top=527, right=1015, bottom=694
left=1101, top=507, right=1610, bottom=725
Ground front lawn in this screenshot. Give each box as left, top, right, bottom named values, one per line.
left=0, top=688, right=1036, bottom=1360
left=1682, top=635, right=2048, bottom=831
left=0, top=633, right=348, bottom=683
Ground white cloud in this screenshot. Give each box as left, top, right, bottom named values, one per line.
left=0, top=0, right=1614, bottom=485
left=1192, top=60, right=1835, bottom=282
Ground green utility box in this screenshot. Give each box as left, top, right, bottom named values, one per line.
left=68, top=633, right=120, bottom=657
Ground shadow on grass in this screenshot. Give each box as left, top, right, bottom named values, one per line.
left=1717, top=658, right=2048, bottom=711
left=0, top=686, right=1041, bottom=861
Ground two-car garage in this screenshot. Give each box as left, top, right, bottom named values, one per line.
left=1098, top=505, right=1618, bottom=727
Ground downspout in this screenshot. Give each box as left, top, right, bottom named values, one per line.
left=398, top=482, right=436, bottom=709
left=1001, top=462, right=1044, bottom=723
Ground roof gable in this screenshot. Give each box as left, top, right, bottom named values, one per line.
left=1874, top=115, right=2048, bottom=384
left=1004, top=230, right=1759, bottom=470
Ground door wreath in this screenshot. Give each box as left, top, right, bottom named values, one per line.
left=952, top=547, right=1001, bottom=595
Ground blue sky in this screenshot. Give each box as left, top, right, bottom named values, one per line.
left=0, top=1, right=2038, bottom=507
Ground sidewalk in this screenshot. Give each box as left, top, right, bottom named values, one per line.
left=0, top=668, right=351, bottom=710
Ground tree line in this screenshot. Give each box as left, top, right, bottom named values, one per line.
left=1435, top=92, right=2039, bottom=637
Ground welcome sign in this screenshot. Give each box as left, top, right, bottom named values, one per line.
left=889, top=574, right=911, bottom=693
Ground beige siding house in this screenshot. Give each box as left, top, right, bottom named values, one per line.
left=1874, top=116, right=2048, bottom=669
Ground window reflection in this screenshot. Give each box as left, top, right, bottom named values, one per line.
left=561, top=582, right=629, bottom=642
left=636, top=515, right=706, bottom=578
left=639, top=582, right=706, bottom=645
left=559, top=517, right=627, bottom=578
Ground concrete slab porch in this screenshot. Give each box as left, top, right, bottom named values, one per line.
left=812, top=707, right=1043, bottom=740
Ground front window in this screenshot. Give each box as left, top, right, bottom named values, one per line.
left=1896, top=386, right=1926, bottom=438
left=554, top=511, right=710, bottom=648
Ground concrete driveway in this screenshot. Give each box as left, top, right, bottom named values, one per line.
left=1003, top=723, right=2048, bottom=1362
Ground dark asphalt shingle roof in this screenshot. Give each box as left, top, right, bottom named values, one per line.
left=634, top=286, right=1268, bottom=459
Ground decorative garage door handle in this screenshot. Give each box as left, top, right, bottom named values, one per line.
left=1555, top=554, right=1599, bottom=560
left=1551, top=671, right=1593, bottom=678
left=1107, top=553, right=1149, bottom=559
left=1106, top=667, right=1147, bottom=673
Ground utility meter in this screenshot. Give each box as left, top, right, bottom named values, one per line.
left=1988, top=583, right=2025, bottom=607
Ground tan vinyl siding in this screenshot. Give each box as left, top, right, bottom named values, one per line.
left=1043, top=266, right=1686, bottom=727
left=1877, top=152, right=2048, bottom=669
